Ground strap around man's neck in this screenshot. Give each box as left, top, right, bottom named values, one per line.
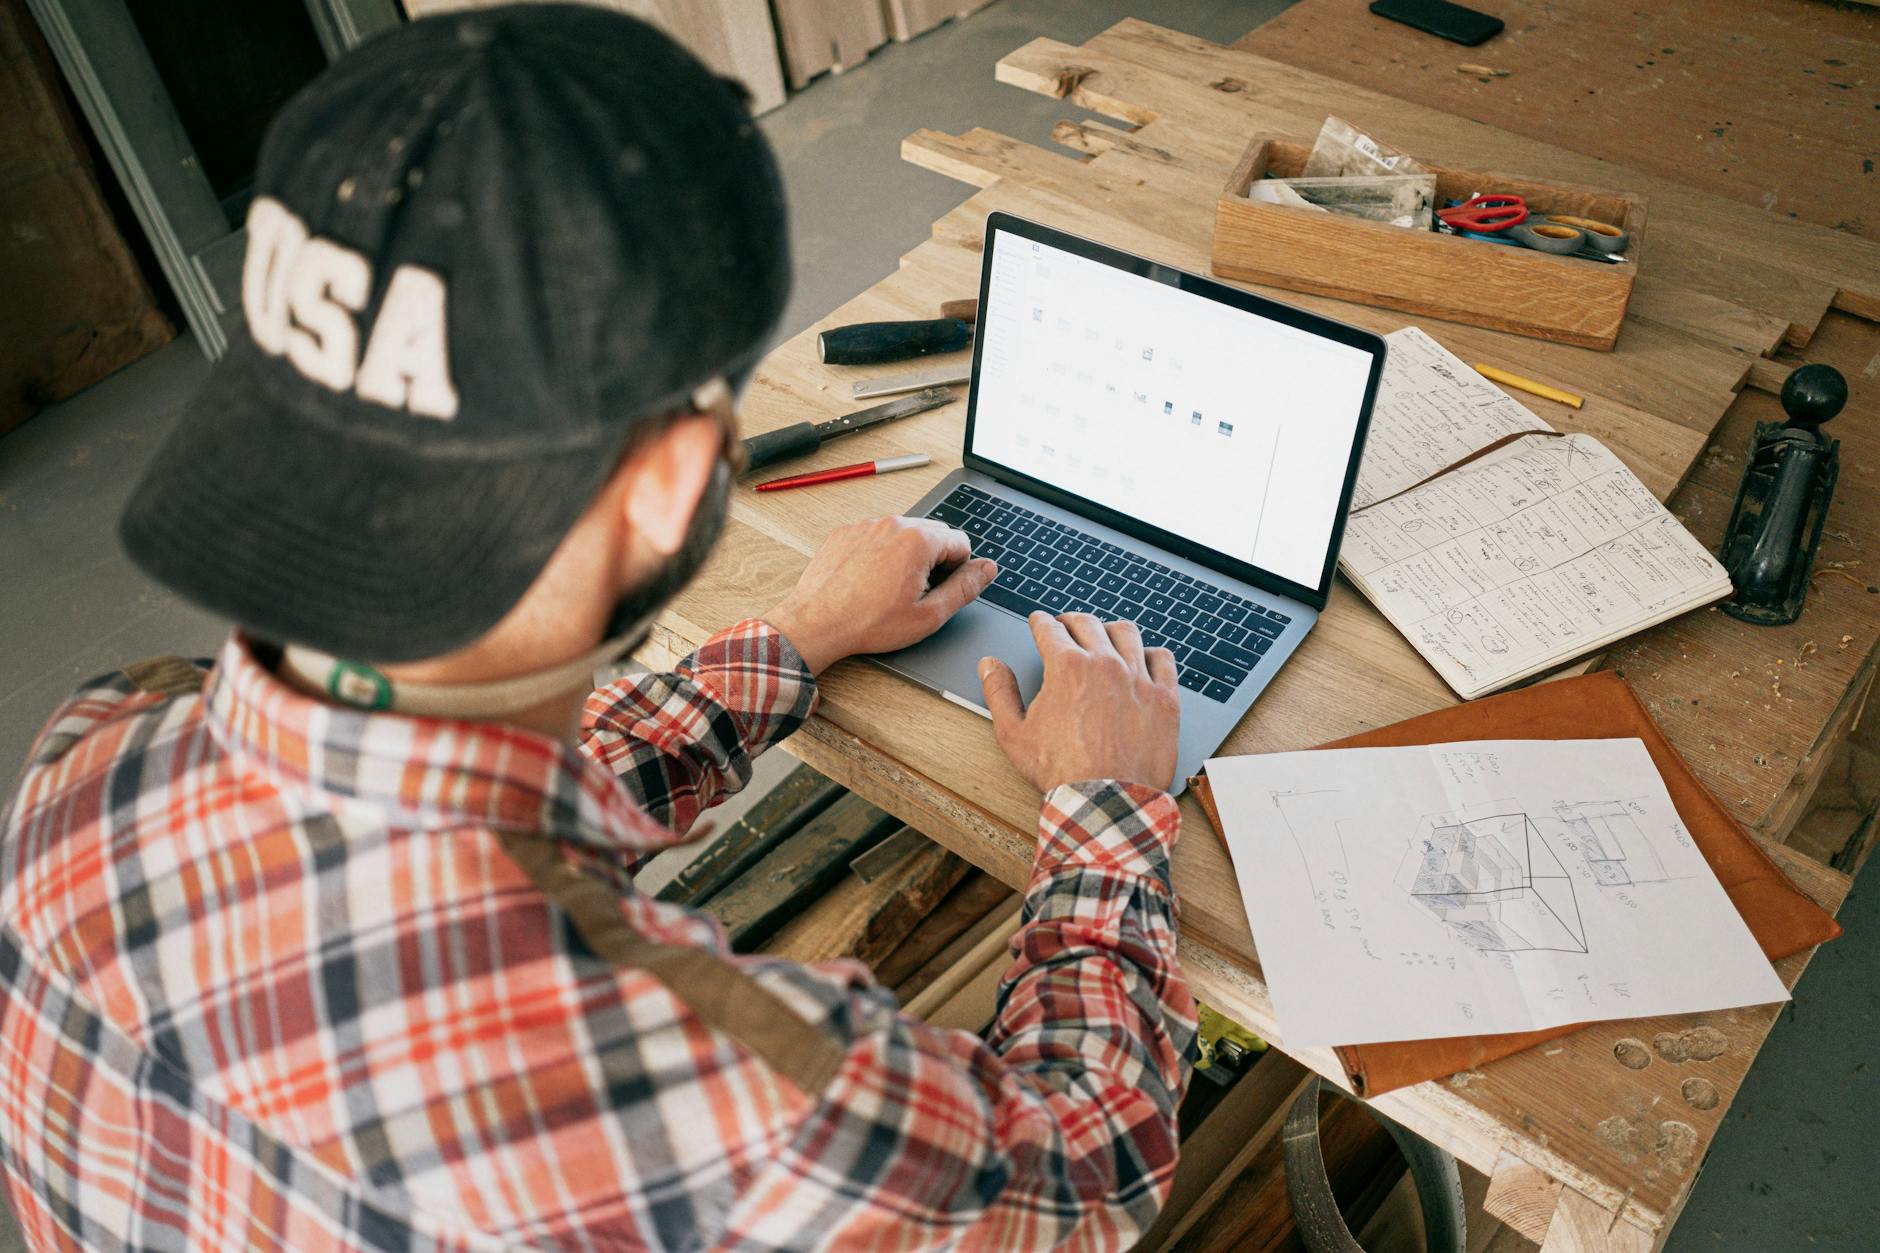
left=279, top=617, right=652, bottom=720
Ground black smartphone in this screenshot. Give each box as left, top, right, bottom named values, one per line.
left=1368, top=0, right=1504, bottom=46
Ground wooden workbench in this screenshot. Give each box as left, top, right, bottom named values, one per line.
left=648, top=18, right=1878, bottom=1251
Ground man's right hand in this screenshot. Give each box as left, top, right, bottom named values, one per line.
left=978, top=612, right=1181, bottom=795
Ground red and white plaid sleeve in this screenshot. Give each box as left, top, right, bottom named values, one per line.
left=578, top=619, right=819, bottom=834
left=715, top=779, right=1196, bottom=1248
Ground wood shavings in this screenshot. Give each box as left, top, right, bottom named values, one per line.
left=1457, top=63, right=1510, bottom=78
left=1812, top=569, right=1869, bottom=592
left=1840, top=634, right=1855, bottom=650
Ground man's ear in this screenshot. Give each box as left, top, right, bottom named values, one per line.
left=618, top=415, right=723, bottom=557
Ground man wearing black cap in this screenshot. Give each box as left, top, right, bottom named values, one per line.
left=0, top=7, right=1193, bottom=1249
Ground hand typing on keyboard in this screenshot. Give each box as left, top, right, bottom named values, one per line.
left=979, top=612, right=1181, bottom=795
left=928, top=483, right=1289, bottom=705
left=764, top=516, right=996, bottom=676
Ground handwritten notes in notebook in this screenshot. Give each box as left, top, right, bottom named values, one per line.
left=1353, top=327, right=1554, bottom=511
left=1204, top=738, right=1788, bottom=1048
left=1341, top=433, right=1732, bottom=698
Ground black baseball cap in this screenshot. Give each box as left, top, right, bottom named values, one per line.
left=121, top=4, right=788, bottom=662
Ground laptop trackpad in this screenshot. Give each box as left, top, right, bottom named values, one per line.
left=877, top=603, right=1044, bottom=716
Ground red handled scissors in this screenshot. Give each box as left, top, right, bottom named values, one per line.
left=1436, top=194, right=1528, bottom=233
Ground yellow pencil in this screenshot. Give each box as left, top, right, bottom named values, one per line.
left=1473, top=362, right=1584, bottom=410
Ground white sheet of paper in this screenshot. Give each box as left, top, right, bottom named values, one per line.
left=1205, top=738, right=1789, bottom=1048
left=1340, top=433, right=1733, bottom=697
left=1353, top=327, right=1554, bottom=511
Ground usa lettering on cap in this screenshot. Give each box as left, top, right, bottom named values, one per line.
left=242, top=196, right=460, bottom=420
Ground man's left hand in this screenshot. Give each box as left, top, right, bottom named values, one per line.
left=764, top=516, right=996, bottom=676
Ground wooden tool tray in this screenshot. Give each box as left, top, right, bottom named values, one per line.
left=1213, top=137, right=1646, bottom=351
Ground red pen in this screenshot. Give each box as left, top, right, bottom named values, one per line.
left=754, top=453, right=931, bottom=492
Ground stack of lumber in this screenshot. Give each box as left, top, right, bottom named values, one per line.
left=665, top=764, right=1020, bottom=997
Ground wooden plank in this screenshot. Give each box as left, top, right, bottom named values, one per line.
left=888, top=875, right=1021, bottom=1001
left=699, top=791, right=902, bottom=950
left=875, top=869, right=1015, bottom=991
left=655, top=763, right=845, bottom=905
left=770, top=0, right=885, bottom=89
left=1233, top=0, right=1880, bottom=242
left=763, top=828, right=968, bottom=966
left=405, top=0, right=788, bottom=112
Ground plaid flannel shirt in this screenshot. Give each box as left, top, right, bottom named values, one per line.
left=0, top=620, right=1194, bottom=1250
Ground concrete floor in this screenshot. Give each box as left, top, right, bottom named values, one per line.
left=1, top=2, right=1872, bottom=1247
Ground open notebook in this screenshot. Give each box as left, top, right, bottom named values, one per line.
left=1340, top=328, right=1732, bottom=699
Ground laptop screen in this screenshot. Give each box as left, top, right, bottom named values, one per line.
left=967, top=223, right=1378, bottom=595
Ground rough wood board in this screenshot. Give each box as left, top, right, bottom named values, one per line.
left=876, top=868, right=1014, bottom=992
left=884, top=0, right=996, bottom=43
left=655, top=763, right=844, bottom=905
left=1234, top=0, right=1880, bottom=241
left=771, top=0, right=887, bottom=88
left=765, top=829, right=967, bottom=966
left=699, top=791, right=901, bottom=949
left=404, top=0, right=787, bottom=112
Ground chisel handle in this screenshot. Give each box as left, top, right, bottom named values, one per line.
left=741, top=422, right=821, bottom=471
left=819, top=318, right=972, bottom=366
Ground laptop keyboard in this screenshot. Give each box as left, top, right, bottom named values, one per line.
left=923, top=483, right=1292, bottom=704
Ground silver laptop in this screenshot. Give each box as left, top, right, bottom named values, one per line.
left=877, top=212, right=1387, bottom=793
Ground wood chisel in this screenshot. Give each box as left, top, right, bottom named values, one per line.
left=818, top=317, right=973, bottom=365
left=740, top=387, right=955, bottom=472
left=851, top=362, right=972, bottom=400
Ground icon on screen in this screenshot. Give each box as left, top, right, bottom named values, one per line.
left=1190, top=410, right=1203, bottom=425
left=1162, top=400, right=1173, bottom=415
left=1218, top=421, right=1235, bottom=437
left=1141, top=347, right=1154, bottom=361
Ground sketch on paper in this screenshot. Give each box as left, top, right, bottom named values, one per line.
left=1554, top=799, right=1681, bottom=887
left=1395, top=809, right=1587, bottom=954
left=1205, top=739, right=1791, bottom=1047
